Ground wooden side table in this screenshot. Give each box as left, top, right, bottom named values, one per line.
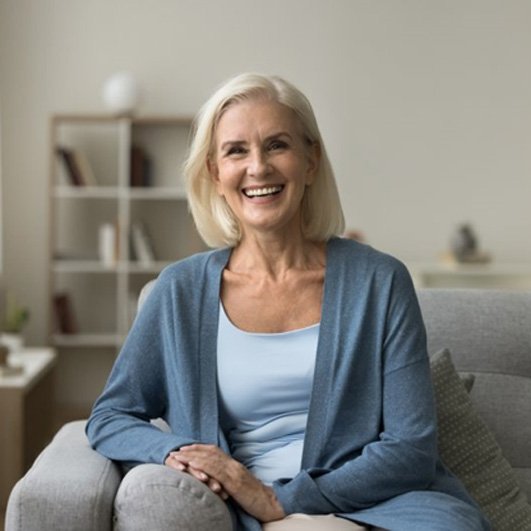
left=0, top=347, right=57, bottom=510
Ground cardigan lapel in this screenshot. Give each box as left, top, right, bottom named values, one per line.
left=198, top=247, right=232, bottom=445
left=301, top=237, right=342, bottom=468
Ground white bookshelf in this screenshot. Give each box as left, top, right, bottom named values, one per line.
left=48, top=114, right=207, bottom=351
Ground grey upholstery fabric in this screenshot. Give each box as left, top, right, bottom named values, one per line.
left=114, top=464, right=232, bottom=531
left=5, top=420, right=121, bottom=531
left=418, top=289, right=531, bottom=503
left=5, top=289, right=531, bottom=530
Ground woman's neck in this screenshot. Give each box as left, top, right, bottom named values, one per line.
left=229, top=231, right=326, bottom=281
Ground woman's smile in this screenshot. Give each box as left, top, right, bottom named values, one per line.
left=242, top=184, right=285, bottom=199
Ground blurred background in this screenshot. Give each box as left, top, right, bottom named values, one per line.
left=1, top=0, right=530, bottom=423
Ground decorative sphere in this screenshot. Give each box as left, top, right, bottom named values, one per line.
left=102, top=72, right=140, bottom=114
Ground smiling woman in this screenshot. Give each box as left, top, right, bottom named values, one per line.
left=86, top=73, right=491, bottom=531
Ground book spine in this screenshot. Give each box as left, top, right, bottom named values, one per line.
left=131, top=222, right=155, bottom=265
left=53, top=293, right=78, bottom=334
left=57, top=148, right=84, bottom=186
left=99, top=223, right=117, bottom=267
left=73, top=150, right=98, bottom=186
left=130, top=146, right=146, bottom=187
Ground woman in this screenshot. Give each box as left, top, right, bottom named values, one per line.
left=86, top=73, right=490, bottom=531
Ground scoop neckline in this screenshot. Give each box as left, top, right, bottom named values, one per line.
left=219, top=301, right=320, bottom=337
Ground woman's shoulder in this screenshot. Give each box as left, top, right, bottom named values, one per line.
left=328, top=238, right=418, bottom=310
left=137, top=248, right=230, bottom=308
left=157, top=247, right=231, bottom=282
left=329, top=237, right=408, bottom=276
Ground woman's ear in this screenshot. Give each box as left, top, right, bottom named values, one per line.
left=305, top=141, right=321, bottom=186
left=207, top=157, right=223, bottom=195
left=207, top=157, right=217, bottom=179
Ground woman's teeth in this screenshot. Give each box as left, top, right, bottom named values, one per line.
left=243, top=186, right=283, bottom=198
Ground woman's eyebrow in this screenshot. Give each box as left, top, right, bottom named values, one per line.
left=265, top=131, right=292, bottom=141
left=220, top=139, right=246, bottom=151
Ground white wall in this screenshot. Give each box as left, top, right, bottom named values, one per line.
left=1, top=0, right=531, bottom=346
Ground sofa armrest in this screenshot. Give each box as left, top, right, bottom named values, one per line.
left=6, top=420, right=122, bottom=531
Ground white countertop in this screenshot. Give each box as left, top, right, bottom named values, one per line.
left=0, top=347, right=57, bottom=389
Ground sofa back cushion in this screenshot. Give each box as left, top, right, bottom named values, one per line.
left=418, top=289, right=531, bottom=502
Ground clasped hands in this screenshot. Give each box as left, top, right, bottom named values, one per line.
left=165, top=444, right=285, bottom=523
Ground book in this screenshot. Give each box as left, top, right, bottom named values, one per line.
left=72, top=150, right=98, bottom=186
left=98, top=223, right=117, bottom=267
left=130, top=146, right=152, bottom=187
left=56, top=147, right=84, bottom=186
left=53, top=292, right=78, bottom=334
left=130, top=222, right=156, bottom=265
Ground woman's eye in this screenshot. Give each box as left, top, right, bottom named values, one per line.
left=226, top=146, right=246, bottom=156
left=269, top=140, right=288, bottom=151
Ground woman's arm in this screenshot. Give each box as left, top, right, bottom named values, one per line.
left=85, top=274, right=199, bottom=466
left=272, top=357, right=437, bottom=514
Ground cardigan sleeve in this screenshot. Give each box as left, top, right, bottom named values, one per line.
left=272, top=262, right=438, bottom=514
left=85, top=272, right=199, bottom=466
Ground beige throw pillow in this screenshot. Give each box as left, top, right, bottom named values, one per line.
left=430, top=348, right=531, bottom=530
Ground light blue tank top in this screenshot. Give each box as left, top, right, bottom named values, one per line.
left=217, top=303, right=319, bottom=485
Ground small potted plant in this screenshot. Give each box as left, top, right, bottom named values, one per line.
left=1, top=294, right=30, bottom=352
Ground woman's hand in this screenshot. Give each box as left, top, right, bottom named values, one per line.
left=165, top=451, right=229, bottom=500
left=167, top=444, right=285, bottom=523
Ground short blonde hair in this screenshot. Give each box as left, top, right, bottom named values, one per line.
left=184, top=73, right=345, bottom=248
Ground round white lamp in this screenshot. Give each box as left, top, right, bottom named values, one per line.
left=102, top=72, right=140, bottom=115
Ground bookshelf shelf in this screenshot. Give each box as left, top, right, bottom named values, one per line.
left=48, top=114, right=207, bottom=361
left=52, top=260, right=118, bottom=273
left=53, top=186, right=121, bottom=199
left=52, top=260, right=175, bottom=274
left=127, top=187, right=188, bottom=200
left=52, top=333, right=125, bottom=348
left=407, top=261, right=531, bottom=289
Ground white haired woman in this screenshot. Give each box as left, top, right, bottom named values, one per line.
left=86, top=73, right=490, bottom=531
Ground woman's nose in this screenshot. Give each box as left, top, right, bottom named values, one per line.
left=247, top=149, right=270, bottom=178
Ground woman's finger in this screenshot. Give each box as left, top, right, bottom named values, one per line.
left=164, top=454, right=186, bottom=471
left=207, top=478, right=229, bottom=500
left=186, top=465, right=209, bottom=483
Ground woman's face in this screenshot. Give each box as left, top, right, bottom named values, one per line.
left=208, top=99, right=319, bottom=240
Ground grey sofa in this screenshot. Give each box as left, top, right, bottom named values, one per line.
left=6, top=289, right=531, bottom=530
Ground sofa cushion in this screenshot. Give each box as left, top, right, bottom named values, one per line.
left=418, top=288, right=531, bottom=502
left=5, top=420, right=121, bottom=531
left=431, top=348, right=531, bottom=530
left=114, top=464, right=232, bottom=531
left=460, top=373, right=475, bottom=393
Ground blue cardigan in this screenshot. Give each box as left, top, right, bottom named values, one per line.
left=86, top=238, right=490, bottom=531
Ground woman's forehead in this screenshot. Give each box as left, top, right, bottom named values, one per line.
left=214, top=99, right=302, bottom=141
